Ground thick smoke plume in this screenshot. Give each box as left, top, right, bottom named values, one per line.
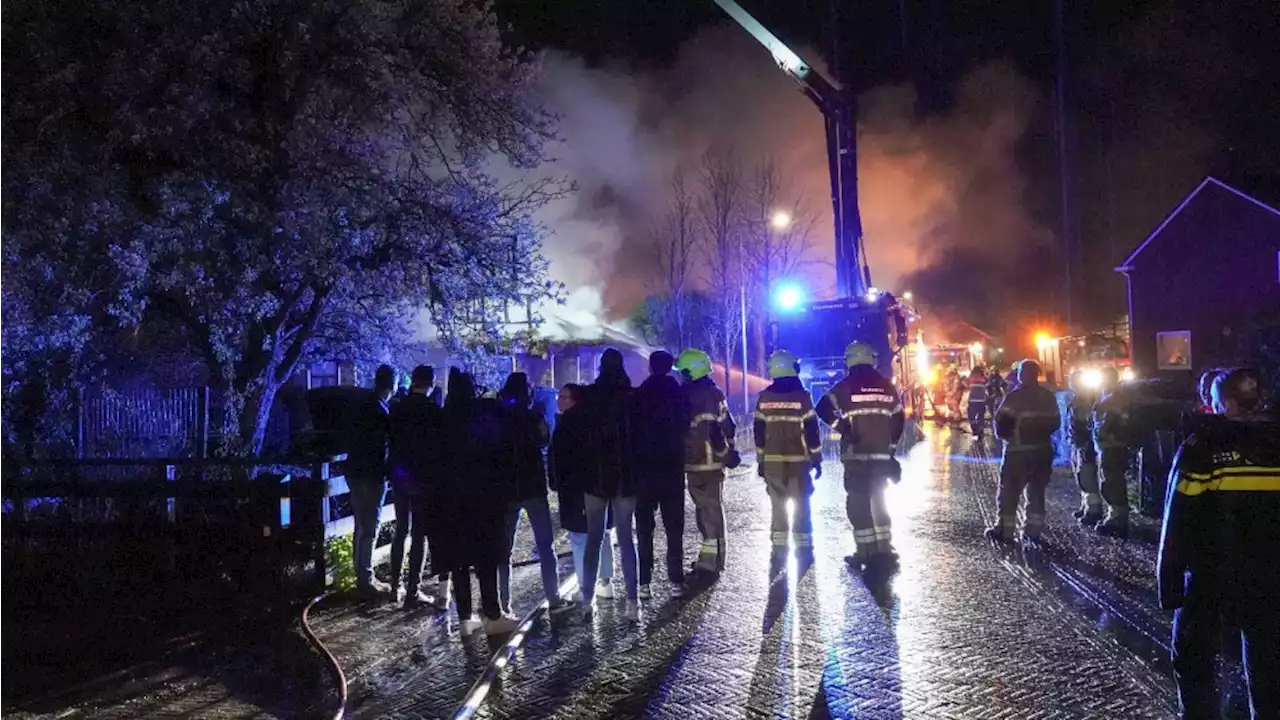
left=531, top=25, right=1057, bottom=342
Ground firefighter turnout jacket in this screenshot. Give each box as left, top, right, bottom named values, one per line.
left=816, top=367, right=905, bottom=462
left=1158, top=417, right=1280, bottom=611
left=683, top=376, right=736, bottom=472
left=1066, top=391, right=1097, bottom=452
left=753, top=376, right=822, bottom=470
left=994, top=382, right=1061, bottom=452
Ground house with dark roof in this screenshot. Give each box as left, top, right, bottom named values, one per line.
left=1116, top=176, right=1280, bottom=380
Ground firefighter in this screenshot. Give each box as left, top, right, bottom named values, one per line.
left=674, top=348, right=738, bottom=578
left=967, top=365, right=989, bottom=437
left=1091, top=366, right=1131, bottom=537
left=1159, top=368, right=1279, bottom=718
left=1066, top=371, right=1103, bottom=525
left=985, top=359, right=1061, bottom=542
left=753, top=350, right=823, bottom=557
left=986, top=367, right=1008, bottom=419
left=816, top=341, right=905, bottom=572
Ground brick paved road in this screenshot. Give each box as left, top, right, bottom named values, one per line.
left=465, top=424, right=1252, bottom=720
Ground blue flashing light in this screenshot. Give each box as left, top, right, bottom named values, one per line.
left=773, top=283, right=805, bottom=312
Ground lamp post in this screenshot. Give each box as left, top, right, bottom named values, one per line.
left=740, top=210, right=794, bottom=413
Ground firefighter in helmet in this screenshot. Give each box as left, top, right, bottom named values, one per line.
left=986, top=359, right=1061, bottom=542
left=815, top=341, right=905, bottom=572
left=754, top=350, right=823, bottom=559
left=1066, top=370, right=1102, bottom=525
left=674, top=348, right=738, bottom=579
left=1091, top=365, right=1131, bottom=537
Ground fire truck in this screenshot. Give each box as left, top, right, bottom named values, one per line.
left=713, top=0, right=918, bottom=408
left=1036, top=332, right=1134, bottom=389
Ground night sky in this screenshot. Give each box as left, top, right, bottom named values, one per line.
left=497, top=0, right=1280, bottom=331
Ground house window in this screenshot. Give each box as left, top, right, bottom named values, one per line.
left=1156, top=331, right=1192, bottom=370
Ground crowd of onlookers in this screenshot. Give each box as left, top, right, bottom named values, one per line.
left=340, top=349, right=705, bottom=637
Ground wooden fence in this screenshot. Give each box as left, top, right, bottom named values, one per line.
left=2, top=454, right=393, bottom=614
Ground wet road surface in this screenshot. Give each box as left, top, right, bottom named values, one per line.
left=468, top=425, right=1187, bottom=720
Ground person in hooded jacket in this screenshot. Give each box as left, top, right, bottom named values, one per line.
left=549, top=383, right=616, bottom=601
left=496, top=372, right=575, bottom=616
left=579, top=348, right=642, bottom=621
left=631, top=350, right=690, bottom=599
left=387, top=365, right=448, bottom=609
left=438, top=369, right=519, bottom=636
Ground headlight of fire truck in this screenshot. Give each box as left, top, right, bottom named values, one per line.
left=1081, top=368, right=1103, bottom=390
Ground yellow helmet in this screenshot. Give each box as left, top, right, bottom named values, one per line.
left=674, top=348, right=713, bottom=381
left=844, top=341, right=877, bottom=369
left=767, top=350, right=800, bottom=378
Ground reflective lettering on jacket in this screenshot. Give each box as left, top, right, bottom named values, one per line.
left=815, top=371, right=905, bottom=461
left=994, top=384, right=1061, bottom=452
left=753, top=383, right=821, bottom=467
left=684, top=379, right=736, bottom=472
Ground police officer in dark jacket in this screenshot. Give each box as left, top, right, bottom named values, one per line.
left=387, top=365, right=446, bottom=609
left=632, top=350, right=691, bottom=598
left=1159, top=368, right=1279, bottom=718
left=496, top=372, right=573, bottom=616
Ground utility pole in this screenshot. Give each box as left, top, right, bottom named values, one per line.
left=1053, top=0, right=1075, bottom=331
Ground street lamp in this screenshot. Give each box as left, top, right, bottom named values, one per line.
left=903, top=291, right=913, bottom=301
left=770, top=210, right=792, bottom=231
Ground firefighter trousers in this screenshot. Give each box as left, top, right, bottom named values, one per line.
left=1097, top=447, right=1130, bottom=520
left=967, top=401, right=987, bottom=435
left=763, top=465, right=813, bottom=550
left=996, top=448, right=1054, bottom=538
left=686, top=470, right=726, bottom=573
left=842, top=460, right=894, bottom=556
left=1172, top=586, right=1280, bottom=719
left=1072, top=446, right=1101, bottom=513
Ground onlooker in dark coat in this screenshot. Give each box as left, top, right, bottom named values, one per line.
left=438, top=370, right=518, bottom=636
left=580, top=349, right=641, bottom=619
left=550, top=384, right=615, bottom=601
left=387, top=365, right=447, bottom=609
left=631, top=350, right=690, bottom=596
left=347, top=364, right=394, bottom=597
left=495, top=372, right=574, bottom=615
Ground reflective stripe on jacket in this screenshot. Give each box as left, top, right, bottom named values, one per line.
left=753, top=376, right=821, bottom=467
left=815, top=367, right=904, bottom=461
left=994, top=383, right=1060, bottom=452
left=1158, top=417, right=1280, bottom=610
left=683, top=377, right=735, bottom=472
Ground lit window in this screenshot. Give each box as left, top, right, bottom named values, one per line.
left=1156, top=331, right=1192, bottom=370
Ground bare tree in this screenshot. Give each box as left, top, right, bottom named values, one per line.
left=651, top=166, right=700, bottom=350
left=742, top=156, right=817, bottom=373
left=697, top=147, right=745, bottom=391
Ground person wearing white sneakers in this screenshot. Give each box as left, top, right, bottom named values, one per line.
left=549, top=384, right=619, bottom=604
left=579, top=350, right=642, bottom=622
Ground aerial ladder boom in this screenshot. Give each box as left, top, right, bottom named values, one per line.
left=711, top=0, right=869, bottom=298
